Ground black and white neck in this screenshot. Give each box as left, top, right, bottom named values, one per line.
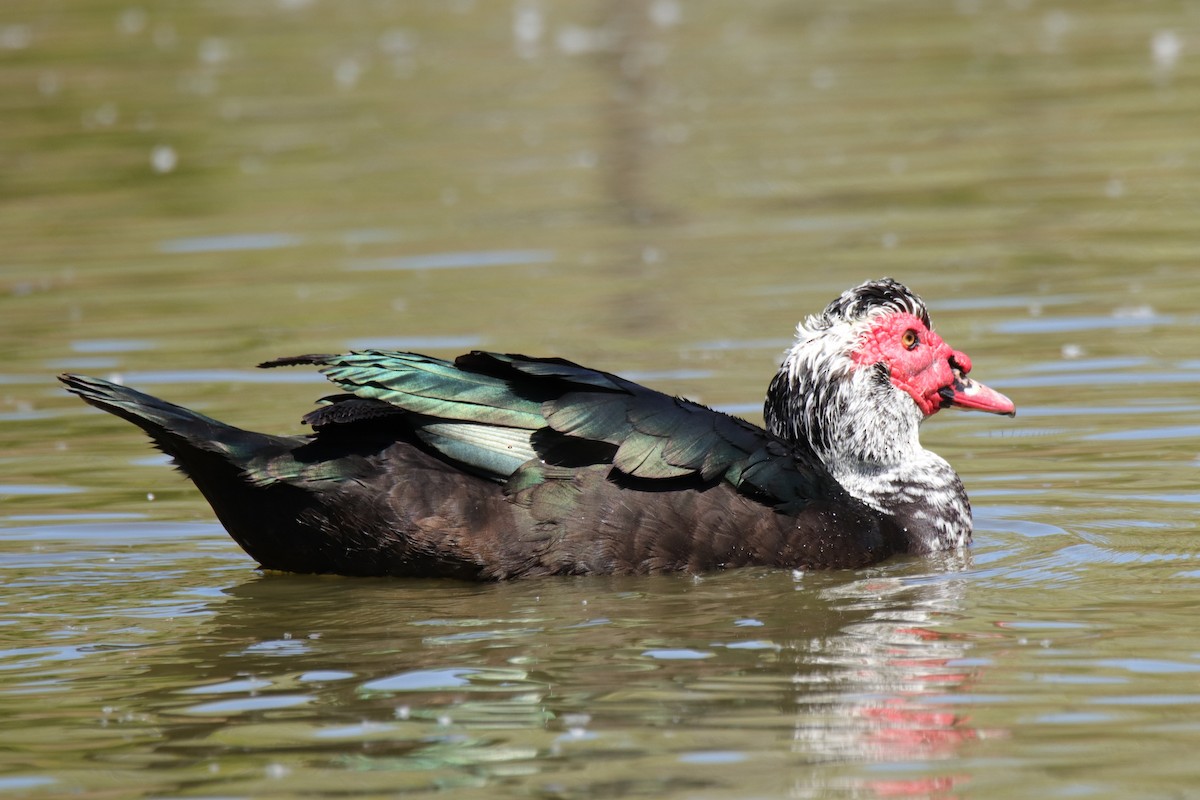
left=763, top=280, right=984, bottom=553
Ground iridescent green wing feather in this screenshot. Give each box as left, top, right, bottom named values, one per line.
left=458, top=352, right=834, bottom=509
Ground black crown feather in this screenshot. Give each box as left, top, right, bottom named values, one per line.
left=813, top=278, right=930, bottom=329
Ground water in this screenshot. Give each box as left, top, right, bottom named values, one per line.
left=3, top=1, right=1200, bottom=797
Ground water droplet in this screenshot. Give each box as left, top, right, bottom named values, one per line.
left=650, top=0, right=682, bottom=28
left=151, top=145, right=177, bottom=174
left=334, top=58, right=362, bottom=90
left=117, top=8, right=147, bottom=36
left=199, top=37, right=231, bottom=65
left=87, top=102, right=119, bottom=128
left=264, top=763, right=290, bottom=779
left=0, top=25, right=32, bottom=51
left=1152, top=30, right=1182, bottom=72
left=513, top=0, right=543, bottom=59
left=810, top=67, right=835, bottom=91
left=38, top=71, right=61, bottom=97
left=378, top=29, right=414, bottom=56
left=1041, top=10, right=1071, bottom=52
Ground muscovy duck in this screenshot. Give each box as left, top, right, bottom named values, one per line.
left=60, top=278, right=1013, bottom=579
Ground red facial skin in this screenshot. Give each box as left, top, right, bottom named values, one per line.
left=851, top=313, right=1015, bottom=418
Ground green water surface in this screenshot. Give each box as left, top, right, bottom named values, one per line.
left=3, top=2, right=1200, bottom=798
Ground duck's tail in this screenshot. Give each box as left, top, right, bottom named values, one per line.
left=60, top=374, right=252, bottom=462
left=58, top=374, right=320, bottom=563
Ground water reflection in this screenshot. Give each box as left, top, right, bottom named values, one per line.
left=51, top=558, right=983, bottom=798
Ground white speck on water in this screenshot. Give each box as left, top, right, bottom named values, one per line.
left=0, top=25, right=32, bottom=50
left=146, top=493, right=155, bottom=502
left=556, top=25, right=610, bottom=56
left=264, top=763, right=290, bottom=780
left=572, top=149, right=598, bottom=168
left=810, top=67, right=835, bottom=90
left=513, top=0, right=544, bottom=60
left=1104, top=177, right=1125, bottom=198
left=1062, top=343, right=1085, bottom=359
left=379, top=29, right=416, bottom=75
left=199, top=37, right=231, bottom=65
left=87, top=103, right=119, bottom=129
left=1041, top=10, right=1071, bottom=52
left=151, top=145, right=177, bottom=174
left=38, top=71, right=61, bottom=97
left=650, top=0, right=682, bottom=28
left=334, top=58, right=363, bottom=90
left=117, top=8, right=148, bottom=36
left=1152, top=30, right=1182, bottom=72
left=379, top=29, right=414, bottom=56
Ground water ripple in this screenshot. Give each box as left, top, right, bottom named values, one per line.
left=158, top=233, right=304, bottom=254
left=345, top=249, right=554, bottom=271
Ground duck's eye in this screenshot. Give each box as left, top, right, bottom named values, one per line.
left=901, top=329, right=919, bottom=350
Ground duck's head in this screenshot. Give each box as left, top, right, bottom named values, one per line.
left=830, top=279, right=1015, bottom=419
left=767, top=278, right=1014, bottom=463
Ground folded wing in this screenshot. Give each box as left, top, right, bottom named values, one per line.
left=260, top=350, right=834, bottom=512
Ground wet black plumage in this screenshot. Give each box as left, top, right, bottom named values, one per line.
left=59, top=279, right=1013, bottom=579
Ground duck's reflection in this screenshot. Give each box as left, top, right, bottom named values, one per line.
left=131, top=551, right=986, bottom=798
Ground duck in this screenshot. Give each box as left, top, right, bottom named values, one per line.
left=59, top=278, right=1014, bottom=579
